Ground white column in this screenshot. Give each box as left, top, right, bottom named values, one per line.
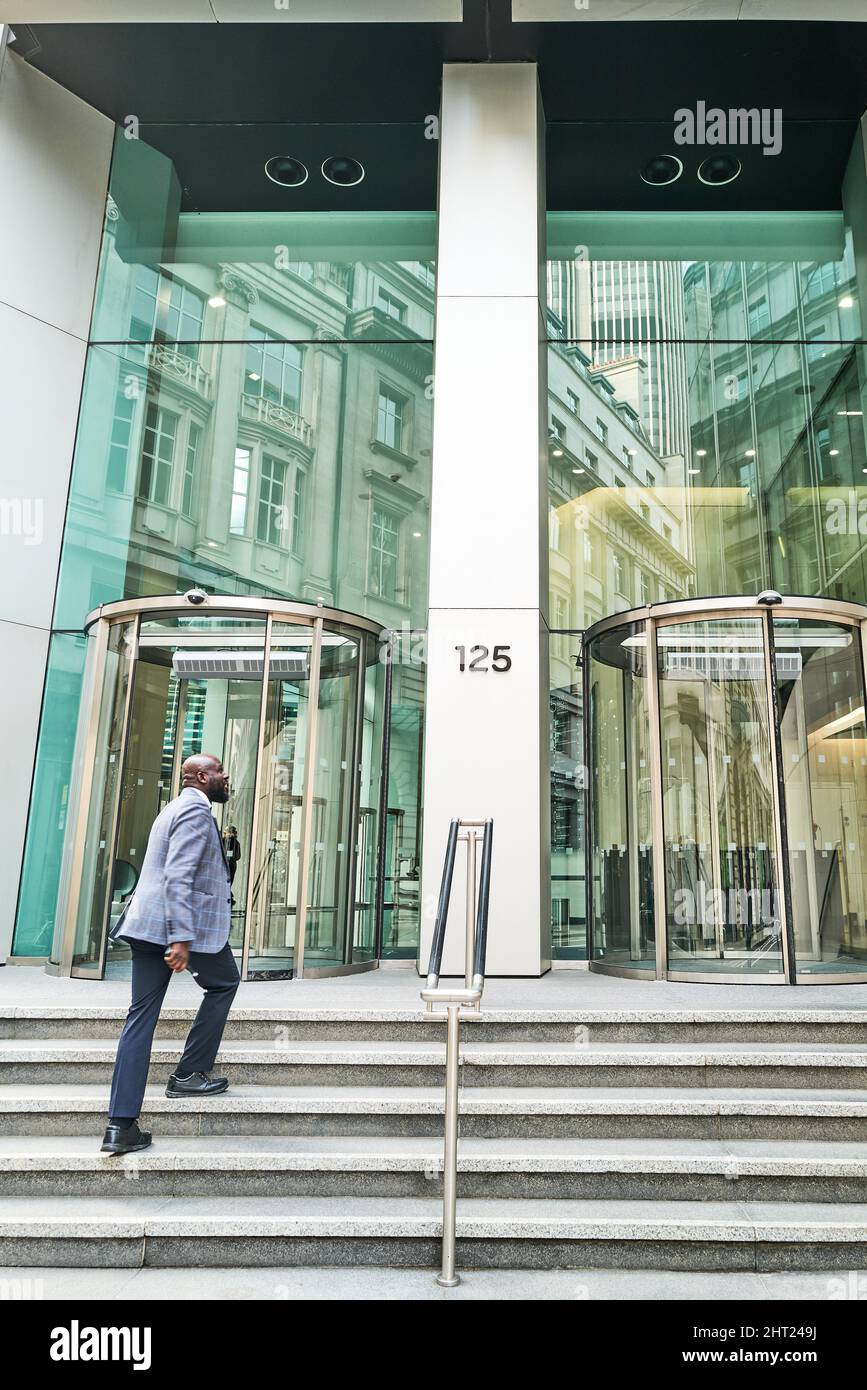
left=0, top=54, right=112, bottom=960
left=420, top=64, right=550, bottom=977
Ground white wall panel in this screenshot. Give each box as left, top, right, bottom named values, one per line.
left=0, top=55, right=112, bottom=340
left=0, top=54, right=112, bottom=960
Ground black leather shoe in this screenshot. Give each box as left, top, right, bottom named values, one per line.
left=100, top=1120, right=152, bottom=1155
left=165, top=1070, right=229, bottom=1097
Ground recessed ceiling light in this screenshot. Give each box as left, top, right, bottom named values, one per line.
left=640, top=154, right=683, bottom=187
left=321, top=156, right=365, bottom=187
left=695, top=449, right=707, bottom=457
left=688, top=468, right=700, bottom=475
left=745, top=449, right=756, bottom=457
left=265, top=155, right=309, bottom=188
left=697, top=155, right=742, bottom=187
left=838, top=410, right=864, bottom=416
left=829, top=448, right=840, bottom=456
left=572, top=468, right=584, bottom=474
left=552, top=447, right=564, bottom=457
left=208, top=295, right=226, bottom=308
left=412, top=531, right=422, bottom=539
left=839, top=295, right=855, bottom=309
left=248, top=372, right=261, bottom=381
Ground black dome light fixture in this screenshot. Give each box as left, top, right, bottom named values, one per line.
left=321, top=155, right=365, bottom=188
left=697, top=154, right=742, bottom=187
left=264, top=155, right=309, bottom=187
left=640, top=154, right=683, bottom=187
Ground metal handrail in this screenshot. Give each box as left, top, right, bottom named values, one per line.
left=420, top=817, right=493, bottom=1288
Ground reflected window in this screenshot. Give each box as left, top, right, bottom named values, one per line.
left=231, top=447, right=251, bottom=536
left=130, top=267, right=204, bottom=362
left=376, top=386, right=406, bottom=451
left=257, top=455, right=288, bottom=546
left=182, top=422, right=201, bottom=518
left=748, top=295, right=770, bottom=335
left=245, top=328, right=303, bottom=412
left=139, top=403, right=177, bottom=506
left=370, top=504, right=401, bottom=602
left=596, top=418, right=608, bottom=446
left=567, top=388, right=580, bottom=416
left=291, top=469, right=305, bottom=555
left=803, top=263, right=838, bottom=301
left=377, top=288, right=407, bottom=323
left=285, top=260, right=314, bottom=281
left=107, top=387, right=135, bottom=492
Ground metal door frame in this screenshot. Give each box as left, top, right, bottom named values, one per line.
left=56, top=594, right=388, bottom=981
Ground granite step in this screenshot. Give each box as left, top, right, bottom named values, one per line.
left=2, top=1195, right=866, bottom=1271
left=1, top=1134, right=866, bottom=1203
left=4, top=1006, right=867, bottom=1044
left=3, top=1038, right=867, bottom=1089
left=3, top=1083, right=867, bottom=1140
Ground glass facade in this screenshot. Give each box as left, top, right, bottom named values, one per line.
left=8, top=68, right=867, bottom=986
left=547, top=208, right=867, bottom=962
left=12, top=124, right=435, bottom=973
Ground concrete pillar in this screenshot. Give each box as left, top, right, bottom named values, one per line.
left=0, top=54, right=112, bottom=962
left=420, top=64, right=550, bottom=977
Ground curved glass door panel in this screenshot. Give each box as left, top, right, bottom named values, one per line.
left=657, top=618, right=783, bottom=976
left=248, top=622, right=314, bottom=978
left=353, top=634, right=387, bottom=964
left=587, top=621, right=654, bottom=971
left=70, top=621, right=136, bottom=975
left=302, top=631, right=360, bottom=971
left=107, top=613, right=266, bottom=974
left=776, top=618, right=867, bottom=976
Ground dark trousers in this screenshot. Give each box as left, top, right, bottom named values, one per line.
left=108, top=939, right=240, bottom=1121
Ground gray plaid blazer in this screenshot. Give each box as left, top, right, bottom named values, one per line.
left=111, top=788, right=232, bottom=953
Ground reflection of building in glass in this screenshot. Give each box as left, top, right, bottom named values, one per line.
left=547, top=324, right=693, bottom=636
left=548, top=256, right=690, bottom=460
left=682, top=248, right=867, bottom=604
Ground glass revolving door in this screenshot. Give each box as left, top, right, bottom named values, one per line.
left=584, top=596, right=867, bottom=984
left=53, top=597, right=388, bottom=980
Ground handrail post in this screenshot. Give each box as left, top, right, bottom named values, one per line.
left=465, top=829, right=477, bottom=989
left=436, top=1000, right=462, bottom=1288
left=423, top=815, right=493, bottom=1287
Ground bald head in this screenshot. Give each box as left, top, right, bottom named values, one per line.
left=182, top=753, right=229, bottom=804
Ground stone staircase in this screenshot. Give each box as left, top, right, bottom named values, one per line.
left=2, top=1003, right=867, bottom=1271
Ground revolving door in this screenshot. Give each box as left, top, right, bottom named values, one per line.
left=52, top=596, right=388, bottom=980
left=584, top=595, right=867, bottom=983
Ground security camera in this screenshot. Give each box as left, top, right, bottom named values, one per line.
left=184, top=588, right=208, bottom=606
left=757, top=590, right=783, bottom=606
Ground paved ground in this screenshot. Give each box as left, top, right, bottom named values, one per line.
left=3, top=963, right=867, bottom=1013
left=1, top=1265, right=865, bottom=1300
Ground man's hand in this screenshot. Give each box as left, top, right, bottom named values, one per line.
left=164, top=941, right=190, bottom=972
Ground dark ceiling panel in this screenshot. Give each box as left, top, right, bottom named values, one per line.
left=547, top=121, right=858, bottom=213
left=11, top=13, right=867, bottom=214
left=141, top=122, right=439, bottom=214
